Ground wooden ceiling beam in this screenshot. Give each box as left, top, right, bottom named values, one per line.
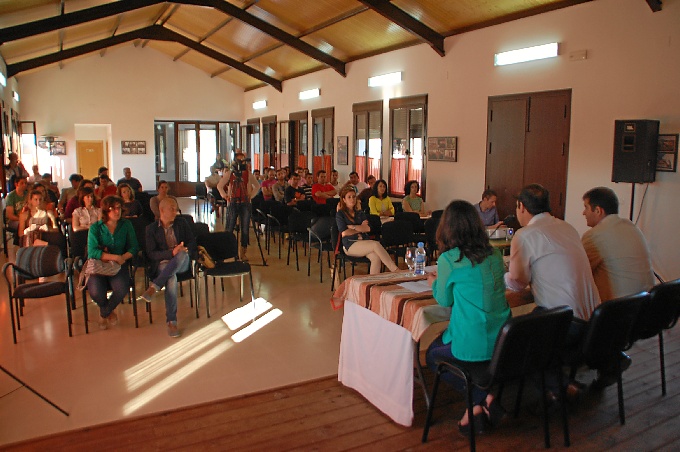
left=357, top=0, right=445, bottom=57
left=175, top=0, right=346, bottom=76
left=6, top=25, right=283, bottom=92
left=0, top=0, right=161, bottom=44
left=646, top=0, right=662, bottom=12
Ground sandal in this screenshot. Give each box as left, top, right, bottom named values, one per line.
left=458, top=412, right=487, bottom=436
left=482, top=398, right=508, bottom=428
left=197, top=246, right=216, bottom=269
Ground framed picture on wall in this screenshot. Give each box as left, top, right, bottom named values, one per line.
left=427, top=136, right=457, bottom=162
left=657, top=134, right=678, bottom=172
left=122, top=140, right=147, bottom=154
left=337, top=136, right=348, bottom=166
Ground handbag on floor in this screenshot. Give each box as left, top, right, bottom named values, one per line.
left=76, top=258, right=121, bottom=290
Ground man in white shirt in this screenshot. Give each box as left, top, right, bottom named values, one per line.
left=217, top=152, right=260, bottom=261
left=505, top=184, right=600, bottom=321
left=581, top=187, right=655, bottom=302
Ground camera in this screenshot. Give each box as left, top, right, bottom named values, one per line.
left=231, top=158, right=251, bottom=176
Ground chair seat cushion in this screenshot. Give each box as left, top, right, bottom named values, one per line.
left=204, top=261, right=251, bottom=277
left=13, top=281, right=67, bottom=299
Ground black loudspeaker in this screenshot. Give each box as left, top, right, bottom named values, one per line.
left=611, top=119, right=659, bottom=183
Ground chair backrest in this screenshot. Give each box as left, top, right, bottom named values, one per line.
left=40, top=230, right=68, bottom=258
left=197, top=231, right=239, bottom=261
left=135, top=191, right=155, bottom=223
left=330, top=223, right=344, bottom=257
left=178, top=213, right=195, bottom=225
left=380, top=220, right=414, bottom=248
left=310, top=216, right=334, bottom=241
left=15, top=245, right=65, bottom=278
left=326, top=198, right=340, bottom=214
left=630, top=279, right=680, bottom=342
left=367, top=214, right=382, bottom=238
left=192, top=222, right=210, bottom=240
left=269, top=202, right=289, bottom=225
left=581, top=292, right=647, bottom=367
left=288, top=210, right=317, bottom=234
left=488, top=306, right=574, bottom=382
left=395, top=211, right=424, bottom=233
left=69, top=228, right=89, bottom=259
left=195, top=183, right=208, bottom=198
left=129, top=216, right=152, bottom=255
left=424, top=217, right=440, bottom=250
left=431, top=209, right=444, bottom=223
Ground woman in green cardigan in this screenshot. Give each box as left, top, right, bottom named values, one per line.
left=426, top=200, right=510, bottom=434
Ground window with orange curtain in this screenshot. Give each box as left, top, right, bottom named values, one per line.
left=353, top=101, right=382, bottom=183
left=389, top=95, right=427, bottom=199
left=312, top=108, right=334, bottom=177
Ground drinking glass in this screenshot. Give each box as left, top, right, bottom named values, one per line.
left=405, top=247, right=417, bottom=276
left=506, top=227, right=514, bottom=241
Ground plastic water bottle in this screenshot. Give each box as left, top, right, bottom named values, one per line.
left=414, top=242, right=426, bottom=276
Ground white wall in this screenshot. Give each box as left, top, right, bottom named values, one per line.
left=17, top=44, right=244, bottom=189
left=243, top=0, right=680, bottom=280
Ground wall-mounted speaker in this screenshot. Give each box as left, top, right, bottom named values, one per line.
left=611, top=119, right=659, bottom=183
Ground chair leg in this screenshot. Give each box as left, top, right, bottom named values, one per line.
left=295, top=239, right=300, bottom=271
left=557, top=365, right=571, bottom=447
left=422, top=367, right=442, bottom=443
left=9, top=294, right=17, bottom=344
left=249, top=270, right=255, bottom=302
left=617, top=361, right=626, bottom=425
left=466, top=376, right=477, bottom=452
left=331, top=257, right=339, bottom=291
left=82, top=289, right=90, bottom=334
left=319, top=248, right=323, bottom=283
left=659, top=332, right=667, bottom=396
left=65, top=293, right=73, bottom=338
left=195, top=273, right=201, bottom=319
left=206, top=275, right=212, bottom=319
left=240, top=275, right=244, bottom=302
left=540, top=372, right=551, bottom=448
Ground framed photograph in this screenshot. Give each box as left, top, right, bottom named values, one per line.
left=657, top=134, right=678, bottom=172
left=337, top=136, right=348, bottom=166
left=38, top=140, right=66, bottom=155
left=427, top=136, right=458, bottom=162
left=121, top=140, right=146, bottom=154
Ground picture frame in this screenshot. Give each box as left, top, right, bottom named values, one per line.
left=427, top=136, right=458, bottom=162
left=657, top=134, right=678, bottom=172
left=337, top=136, right=348, bottom=166
left=121, top=140, right=146, bottom=155
left=38, top=140, right=66, bottom=155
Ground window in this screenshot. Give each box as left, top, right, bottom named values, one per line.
left=18, top=121, right=39, bottom=172
left=289, top=111, right=308, bottom=170
left=389, top=95, right=427, bottom=197
left=243, top=118, right=261, bottom=170
left=278, top=120, right=289, bottom=169
left=312, top=107, right=334, bottom=178
left=353, top=100, right=382, bottom=183
left=262, top=115, right=277, bottom=170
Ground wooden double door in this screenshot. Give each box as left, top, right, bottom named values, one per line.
left=485, top=89, right=572, bottom=221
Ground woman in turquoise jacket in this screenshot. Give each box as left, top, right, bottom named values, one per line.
left=426, top=200, right=510, bottom=434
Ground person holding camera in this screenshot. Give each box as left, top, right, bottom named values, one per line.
left=217, top=151, right=259, bottom=261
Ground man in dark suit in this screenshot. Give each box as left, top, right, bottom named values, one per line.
left=140, top=197, right=197, bottom=337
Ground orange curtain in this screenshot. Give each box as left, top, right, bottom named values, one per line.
left=355, top=156, right=367, bottom=182
left=408, top=163, right=422, bottom=189
left=263, top=154, right=270, bottom=169
left=391, top=158, right=405, bottom=195
left=368, top=157, right=380, bottom=181
left=253, top=154, right=261, bottom=171
left=324, top=154, right=332, bottom=172
left=297, top=154, right=307, bottom=169
left=312, top=155, right=323, bottom=178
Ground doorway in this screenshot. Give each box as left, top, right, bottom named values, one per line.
left=76, top=140, right=107, bottom=179
left=485, top=89, right=571, bottom=220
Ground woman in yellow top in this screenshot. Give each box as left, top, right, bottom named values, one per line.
left=368, top=179, right=394, bottom=217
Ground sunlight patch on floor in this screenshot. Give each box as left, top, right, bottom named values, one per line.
left=221, top=297, right=271, bottom=330
left=232, top=309, right=282, bottom=343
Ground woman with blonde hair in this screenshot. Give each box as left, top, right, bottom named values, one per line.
left=118, top=183, right=143, bottom=218
left=336, top=185, right=398, bottom=274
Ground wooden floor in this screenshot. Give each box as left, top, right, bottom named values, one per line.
left=5, top=326, right=680, bottom=451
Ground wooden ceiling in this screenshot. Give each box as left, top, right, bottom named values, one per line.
left=0, top=0, right=651, bottom=92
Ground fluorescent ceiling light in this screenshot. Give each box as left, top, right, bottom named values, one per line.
left=252, top=100, right=267, bottom=110
left=0, top=72, right=6, bottom=87
left=299, top=88, right=320, bottom=100
left=12, top=91, right=19, bottom=102
left=368, top=71, right=402, bottom=87
left=494, top=42, right=559, bottom=66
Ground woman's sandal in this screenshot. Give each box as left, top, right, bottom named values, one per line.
left=197, top=246, right=216, bottom=269
left=458, top=412, right=487, bottom=436
left=482, top=398, right=508, bottom=428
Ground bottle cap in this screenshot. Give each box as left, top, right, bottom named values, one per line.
left=417, top=242, right=424, bottom=247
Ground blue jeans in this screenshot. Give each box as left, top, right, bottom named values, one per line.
left=226, top=201, right=251, bottom=247
left=426, top=334, right=490, bottom=406
left=87, top=266, right=130, bottom=318
left=152, top=251, right=190, bottom=323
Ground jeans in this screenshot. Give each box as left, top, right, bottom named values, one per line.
left=426, top=334, right=490, bottom=406
left=87, top=266, right=130, bottom=318
left=152, top=251, right=190, bottom=323
left=226, top=201, right=251, bottom=247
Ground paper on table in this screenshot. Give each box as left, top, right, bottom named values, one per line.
left=398, top=280, right=432, bottom=293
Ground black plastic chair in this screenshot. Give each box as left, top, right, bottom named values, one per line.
left=423, top=306, right=574, bottom=451
left=366, top=214, right=382, bottom=239
left=266, top=203, right=290, bottom=258
left=627, top=279, right=680, bottom=395
left=424, top=216, right=441, bottom=263
left=330, top=223, right=371, bottom=291
left=380, top=220, right=414, bottom=265
left=194, top=183, right=209, bottom=217
left=197, top=231, right=255, bottom=318
left=2, top=206, right=19, bottom=257
left=2, top=245, right=74, bottom=343
left=571, top=292, right=647, bottom=425
left=287, top=210, right=316, bottom=271
left=307, top=216, right=334, bottom=283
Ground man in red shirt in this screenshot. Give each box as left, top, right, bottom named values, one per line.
left=260, top=168, right=277, bottom=201
left=311, top=170, right=337, bottom=204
